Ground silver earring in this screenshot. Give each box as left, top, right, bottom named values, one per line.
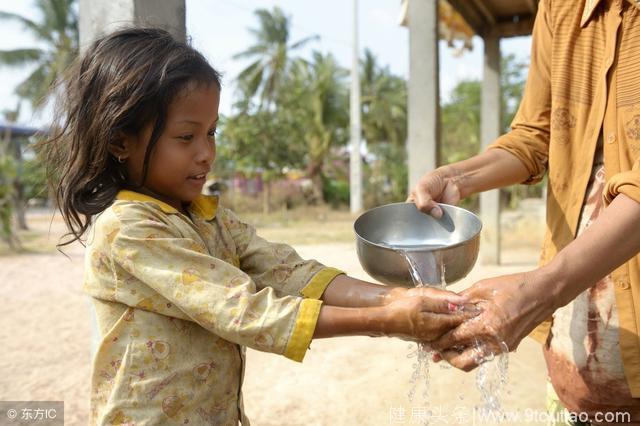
left=117, top=155, right=125, bottom=163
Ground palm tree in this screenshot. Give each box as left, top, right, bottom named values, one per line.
left=288, top=52, right=349, bottom=202
left=0, top=0, right=77, bottom=238
left=0, top=0, right=78, bottom=109
left=233, top=7, right=317, bottom=111
left=359, top=49, right=409, bottom=205
left=360, top=49, right=407, bottom=148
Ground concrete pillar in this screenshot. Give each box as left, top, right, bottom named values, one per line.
left=407, top=0, right=440, bottom=191
left=79, top=0, right=185, bottom=50
left=480, top=35, right=501, bottom=264
left=79, top=0, right=185, bottom=358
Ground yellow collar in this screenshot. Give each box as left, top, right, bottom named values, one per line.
left=116, top=190, right=218, bottom=221
left=581, top=0, right=639, bottom=27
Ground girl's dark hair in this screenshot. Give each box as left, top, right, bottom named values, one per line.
left=40, top=27, right=221, bottom=248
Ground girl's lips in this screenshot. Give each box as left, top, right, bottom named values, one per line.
left=187, top=175, right=206, bottom=185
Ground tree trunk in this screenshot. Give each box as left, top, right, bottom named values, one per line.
left=13, top=181, right=28, bottom=230
left=306, top=161, right=324, bottom=205
left=11, top=139, right=27, bottom=230
left=262, top=179, right=271, bottom=215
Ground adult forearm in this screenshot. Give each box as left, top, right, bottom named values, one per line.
left=440, top=148, right=531, bottom=198
left=543, top=194, right=640, bottom=308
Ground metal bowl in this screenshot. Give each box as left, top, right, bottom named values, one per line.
left=354, top=202, right=482, bottom=287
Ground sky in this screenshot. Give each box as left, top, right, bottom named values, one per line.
left=0, top=0, right=532, bottom=127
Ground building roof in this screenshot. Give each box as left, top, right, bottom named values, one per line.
left=0, top=123, right=44, bottom=138
left=447, top=0, right=539, bottom=38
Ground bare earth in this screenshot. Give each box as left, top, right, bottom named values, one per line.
left=0, top=210, right=549, bottom=425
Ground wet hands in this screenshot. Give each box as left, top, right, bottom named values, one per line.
left=381, top=287, right=477, bottom=342
left=431, top=272, right=556, bottom=371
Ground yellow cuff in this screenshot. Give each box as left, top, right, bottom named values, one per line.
left=300, top=267, right=345, bottom=299
left=529, top=317, right=552, bottom=344
left=284, top=298, right=323, bottom=362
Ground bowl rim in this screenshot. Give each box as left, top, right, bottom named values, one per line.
left=353, top=202, right=482, bottom=252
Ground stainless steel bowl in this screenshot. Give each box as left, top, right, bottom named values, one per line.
left=354, top=202, right=482, bottom=287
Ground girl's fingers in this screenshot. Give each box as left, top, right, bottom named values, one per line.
left=414, top=287, right=469, bottom=309
left=418, top=294, right=464, bottom=314
left=421, top=312, right=466, bottom=331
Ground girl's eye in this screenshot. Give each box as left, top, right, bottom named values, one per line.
left=207, top=128, right=218, bottom=139
left=178, top=135, right=193, bottom=142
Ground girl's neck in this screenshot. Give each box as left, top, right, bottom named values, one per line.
left=123, top=185, right=190, bottom=215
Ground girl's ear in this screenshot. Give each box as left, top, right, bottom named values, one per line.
left=107, top=131, right=134, bottom=162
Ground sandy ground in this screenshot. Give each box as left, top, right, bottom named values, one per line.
left=0, top=211, right=550, bottom=425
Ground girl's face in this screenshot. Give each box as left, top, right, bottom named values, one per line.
left=119, top=83, right=220, bottom=213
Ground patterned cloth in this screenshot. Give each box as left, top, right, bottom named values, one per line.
left=83, top=190, right=343, bottom=425
left=544, top=142, right=640, bottom=420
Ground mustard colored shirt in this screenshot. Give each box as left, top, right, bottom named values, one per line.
left=489, top=0, right=640, bottom=396
left=83, top=190, right=343, bottom=425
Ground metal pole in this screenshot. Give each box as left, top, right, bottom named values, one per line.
left=350, top=0, right=363, bottom=214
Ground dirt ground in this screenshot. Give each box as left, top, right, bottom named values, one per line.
left=0, top=207, right=551, bottom=425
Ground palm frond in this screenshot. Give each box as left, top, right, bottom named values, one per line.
left=0, top=11, right=49, bottom=40
left=0, top=49, right=43, bottom=67
left=289, top=34, right=319, bottom=51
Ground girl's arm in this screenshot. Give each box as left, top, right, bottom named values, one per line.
left=314, top=287, right=473, bottom=341
left=320, top=274, right=408, bottom=307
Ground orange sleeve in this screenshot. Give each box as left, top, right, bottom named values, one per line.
left=487, top=0, right=552, bottom=185
left=604, top=157, right=640, bottom=206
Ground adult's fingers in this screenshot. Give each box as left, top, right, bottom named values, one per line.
left=439, top=347, right=482, bottom=372
left=413, top=185, right=442, bottom=217
left=430, top=321, right=476, bottom=351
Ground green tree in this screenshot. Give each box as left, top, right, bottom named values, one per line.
left=0, top=0, right=77, bottom=240
left=0, top=130, right=18, bottom=249
left=360, top=49, right=407, bottom=148
left=233, top=6, right=317, bottom=111
left=0, top=0, right=78, bottom=109
left=287, top=52, right=349, bottom=203
left=360, top=49, right=409, bottom=205
left=219, top=109, right=306, bottom=214
left=440, top=53, right=539, bottom=210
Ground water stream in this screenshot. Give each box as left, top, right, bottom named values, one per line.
left=399, top=249, right=509, bottom=423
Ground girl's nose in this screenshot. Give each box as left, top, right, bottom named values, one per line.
left=196, top=137, right=216, bottom=164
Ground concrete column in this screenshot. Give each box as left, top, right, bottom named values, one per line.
left=79, top=0, right=185, bottom=358
left=79, top=0, right=185, bottom=50
left=407, top=0, right=440, bottom=191
left=480, top=35, right=501, bottom=264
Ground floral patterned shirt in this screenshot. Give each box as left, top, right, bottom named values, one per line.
left=83, top=190, right=343, bottom=425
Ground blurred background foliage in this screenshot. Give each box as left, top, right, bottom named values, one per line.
left=0, top=2, right=540, bottom=243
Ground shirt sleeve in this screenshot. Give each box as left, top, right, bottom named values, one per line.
left=110, top=206, right=321, bottom=362
left=486, top=0, right=552, bottom=185
left=604, top=157, right=640, bottom=206
left=217, top=207, right=344, bottom=300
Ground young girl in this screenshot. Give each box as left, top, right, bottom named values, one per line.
left=43, top=27, right=470, bottom=425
